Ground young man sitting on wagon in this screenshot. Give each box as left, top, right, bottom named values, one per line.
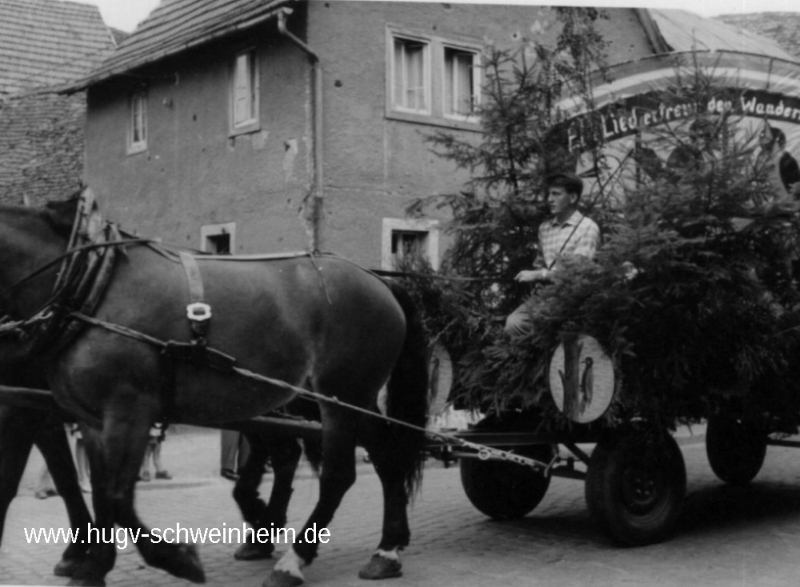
left=504, top=172, right=601, bottom=338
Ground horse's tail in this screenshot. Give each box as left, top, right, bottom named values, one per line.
left=286, top=398, right=323, bottom=474
left=302, top=437, right=323, bottom=474
left=385, top=280, right=429, bottom=497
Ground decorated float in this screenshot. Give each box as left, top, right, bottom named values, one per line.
left=423, top=44, right=800, bottom=546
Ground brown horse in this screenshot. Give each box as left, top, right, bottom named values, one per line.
left=231, top=412, right=323, bottom=563
left=0, top=193, right=429, bottom=587
left=0, top=369, right=319, bottom=579
left=0, top=364, right=93, bottom=577
left=0, top=373, right=316, bottom=578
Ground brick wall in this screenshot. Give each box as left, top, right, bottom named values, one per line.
left=0, top=92, right=86, bottom=206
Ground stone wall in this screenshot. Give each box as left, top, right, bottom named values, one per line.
left=0, top=92, right=86, bottom=206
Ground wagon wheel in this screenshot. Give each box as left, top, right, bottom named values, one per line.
left=706, top=413, right=767, bottom=486
left=585, top=430, right=686, bottom=546
left=460, top=444, right=555, bottom=521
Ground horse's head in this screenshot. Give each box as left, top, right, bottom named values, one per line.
left=0, top=189, right=108, bottom=363
left=0, top=194, right=78, bottom=322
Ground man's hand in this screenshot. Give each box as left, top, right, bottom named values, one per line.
left=515, top=269, right=548, bottom=282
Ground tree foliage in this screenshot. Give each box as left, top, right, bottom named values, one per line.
left=401, top=9, right=800, bottom=432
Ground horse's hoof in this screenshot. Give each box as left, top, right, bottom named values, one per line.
left=54, top=558, right=82, bottom=577
left=173, top=544, right=206, bottom=583
left=358, top=554, right=402, bottom=580
left=263, top=570, right=304, bottom=587
left=234, top=540, right=274, bottom=561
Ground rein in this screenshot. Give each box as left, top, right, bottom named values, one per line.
left=0, top=189, right=155, bottom=357
left=546, top=214, right=586, bottom=271
left=69, top=310, right=554, bottom=475
left=0, top=238, right=156, bottom=301
left=371, top=269, right=514, bottom=283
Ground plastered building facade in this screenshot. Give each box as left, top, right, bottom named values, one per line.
left=80, top=1, right=656, bottom=267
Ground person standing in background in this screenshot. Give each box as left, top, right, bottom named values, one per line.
left=139, top=423, right=171, bottom=482
left=69, top=423, right=90, bottom=493
left=220, top=429, right=249, bottom=481
left=33, top=463, right=57, bottom=499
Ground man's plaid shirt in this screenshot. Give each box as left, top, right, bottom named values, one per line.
left=533, top=210, right=600, bottom=274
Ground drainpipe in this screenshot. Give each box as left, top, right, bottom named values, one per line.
left=277, top=8, right=324, bottom=251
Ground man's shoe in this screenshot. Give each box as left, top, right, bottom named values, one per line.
left=140, top=471, right=151, bottom=482
left=220, top=468, right=239, bottom=481
left=155, top=470, right=172, bottom=480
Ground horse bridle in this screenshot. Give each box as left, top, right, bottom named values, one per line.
left=0, top=191, right=153, bottom=357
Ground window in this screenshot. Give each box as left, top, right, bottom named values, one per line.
left=387, top=26, right=482, bottom=129
left=444, top=47, right=479, bottom=118
left=129, top=92, right=147, bottom=153
left=392, top=37, right=430, bottom=114
left=392, top=230, right=427, bottom=264
left=382, top=218, right=440, bottom=270
left=231, top=49, right=259, bottom=134
left=206, top=233, right=231, bottom=254
left=201, top=222, right=236, bottom=254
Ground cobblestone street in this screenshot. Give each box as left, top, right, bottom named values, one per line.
left=3, top=426, right=800, bottom=587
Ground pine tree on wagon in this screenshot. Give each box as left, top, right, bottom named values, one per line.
left=401, top=9, right=800, bottom=438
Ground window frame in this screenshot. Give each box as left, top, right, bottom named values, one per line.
left=229, top=48, right=260, bottom=136
left=442, top=44, right=481, bottom=122
left=201, top=222, right=237, bottom=254
left=390, top=34, right=432, bottom=116
left=381, top=218, right=440, bottom=271
left=386, top=25, right=482, bottom=131
left=128, top=91, right=148, bottom=154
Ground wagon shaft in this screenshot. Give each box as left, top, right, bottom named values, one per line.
left=0, top=386, right=325, bottom=442
left=219, top=415, right=323, bottom=440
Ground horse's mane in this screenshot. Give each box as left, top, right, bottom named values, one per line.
left=0, top=198, right=70, bottom=237
left=41, top=192, right=81, bottom=239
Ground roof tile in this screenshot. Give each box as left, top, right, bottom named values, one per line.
left=0, top=92, right=86, bottom=205
left=78, top=0, right=292, bottom=88
left=716, top=12, right=800, bottom=61
left=0, top=0, right=115, bottom=94
left=650, top=9, right=796, bottom=61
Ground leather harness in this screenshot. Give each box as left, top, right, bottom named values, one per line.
left=178, top=250, right=212, bottom=349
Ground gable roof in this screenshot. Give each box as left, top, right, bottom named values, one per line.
left=109, top=27, right=131, bottom=47
left=73, top=0, right=292, bottom=91
left=0, top=0, right=114, bottom=95
left=75, top=2, right=799, bottom=95
left=715, top=12, right=800, bottom=61
left=649, top=9, right=796, bottom=62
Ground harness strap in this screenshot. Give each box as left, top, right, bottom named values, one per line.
left=0, top=238, right=154, bottom=302
left=179, top=251, right=205, bottom=305
left=178, top=251, right=211, bottom=344
left=69, top=310, right=555, bottom=474
left=545, top=214, right=587, bottom=272
left=47, top=222, right=123, bottom=357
